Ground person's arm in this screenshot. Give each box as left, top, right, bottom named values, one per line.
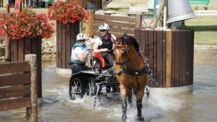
left=76, top=51, right=89, bottom=61
left=93, top=37, right=108, bottom=53
left=75, top=47, right=89, bottom=62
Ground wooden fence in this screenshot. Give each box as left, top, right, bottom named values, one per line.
left=56, top=21, right=79, bottom=69
left=135, top=29, right=194, bottom=87
left=10, top=38, right=42, bottom=97
left=0, top=55, right=38, bottom=121
left=94, top=14, right=142, bottom=37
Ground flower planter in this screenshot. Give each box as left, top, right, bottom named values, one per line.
left=56, top=21, right=79, bottom=69
left=10, top=38, right=42, bottom=97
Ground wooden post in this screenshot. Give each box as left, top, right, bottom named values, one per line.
left=25, top=54, right=38, bottom=122
left=85, top=10, right=95, bottom=37
left=135, top=14, right=142, bottom=29
left=166, top=31, right=172, bottom=87
left=151, top=0, right=166, bottom=29
left=5, top=4, right=10, bottom=61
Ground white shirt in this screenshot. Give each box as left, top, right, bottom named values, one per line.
left=70, top=46, right=87, bottom=62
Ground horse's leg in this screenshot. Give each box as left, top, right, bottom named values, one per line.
left=120, top=85, right=127, bottom=122
left=135, top=87, right=145, bottom=121
left=128, top=88, right=133, bottom=107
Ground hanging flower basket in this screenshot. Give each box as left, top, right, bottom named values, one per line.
left=48, top=0, right=88, bottom=24
left=0, top=9, right=54, bottom=40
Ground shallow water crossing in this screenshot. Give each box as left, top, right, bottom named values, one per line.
left=0, top=46, right=217, bottom=122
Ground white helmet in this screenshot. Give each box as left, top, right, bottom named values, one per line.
left=76, top=33, right=87, bottom=41
left=98, top=23, right=109, bottom=30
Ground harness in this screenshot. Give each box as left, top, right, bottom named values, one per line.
left=114, top=44, right=148, bottom=76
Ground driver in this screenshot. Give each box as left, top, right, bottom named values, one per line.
left=93, top=23, right=116, bottom=67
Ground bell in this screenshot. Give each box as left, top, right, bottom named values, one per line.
left=167, top=0, right=195, bottom=23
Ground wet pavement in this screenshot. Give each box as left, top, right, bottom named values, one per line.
left=0, top=45, right=217, bottom=122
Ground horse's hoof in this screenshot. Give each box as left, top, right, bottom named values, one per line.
left=121, top=116, right=127, bottom=122
left=121, top=119, right=126, bottom=122
left=137, top=117, right=144, bottom=121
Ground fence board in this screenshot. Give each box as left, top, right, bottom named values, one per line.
left=135, top=29, right=194, bottom=87
left=0, top=85, right=30, bottom=99
left=182, top=31, right=188, bottom=86
left=179, top=31, right=184, bottom=86
left=95, top=14, right=136, bottom=23
left=0, top=73, right=30, bottom=87
left=153, top=31, right=157, bottom=85
left=0, top=98, right=31, bottom=111
left=94, top=14, right=140, bottom=37
left=156, top=31, right=164, bottom=87
left=0, top=62, right=30, bottom=74
left=66, top=23, right=71, bottom=69
left=94, top=20, right=136, bottom=28
left=189, top=31, right=194, bottom=85
left=18, top=39, right=24, bottom=61
left=56, top=22, right=62, bottom=68
left=61, top=24, right=66, bottom=68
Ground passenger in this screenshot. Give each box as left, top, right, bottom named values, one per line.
left=70, top=33, right=89, bottom=73
left=93, top=23, right=116, bottom=67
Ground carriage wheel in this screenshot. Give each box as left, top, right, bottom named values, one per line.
left=88, top=78, right=97, bottom=96
left=69, top=78, right=83, bottom=100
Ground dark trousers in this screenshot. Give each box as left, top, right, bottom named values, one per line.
left=70, top=64, right=89, bottom=73
left=102, top=53, right=114, bottom=67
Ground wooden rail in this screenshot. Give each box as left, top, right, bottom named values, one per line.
left=0, top=54, right=38, bottom=121
left=94, top=14, right=142, bottom=36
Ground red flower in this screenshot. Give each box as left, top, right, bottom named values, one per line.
left=0, top=9, right=54, bottom=40
left=48, top=0, right=88, bottom=24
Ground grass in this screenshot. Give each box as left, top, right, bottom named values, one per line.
left=185, top=16, right=217, bottom=45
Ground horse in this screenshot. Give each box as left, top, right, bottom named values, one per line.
left=113, top=35, right=148, bottom=122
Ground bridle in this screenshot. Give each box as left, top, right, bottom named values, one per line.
left=113, top=44, right=128, bottom=65
left=113, top=41, right=148, bottom=76
left=113, top=43, right=128, bottom=75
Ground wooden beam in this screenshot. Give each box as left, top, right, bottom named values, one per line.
left=85, top=10, right=95, bottom=37
left=166, top=31, right=172, bottom=87
left=25, top=54, right=38, bottom=122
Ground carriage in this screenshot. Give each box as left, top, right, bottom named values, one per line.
left=69, top=52, right=119, bottom=101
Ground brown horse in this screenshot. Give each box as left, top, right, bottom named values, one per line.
left=113, top=35, right=148, bottom=122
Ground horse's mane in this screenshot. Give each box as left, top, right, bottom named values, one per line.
left=118, top=35, right=140, bottom=53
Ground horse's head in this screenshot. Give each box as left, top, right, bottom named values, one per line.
left=113, top=35, right=128, bottom=65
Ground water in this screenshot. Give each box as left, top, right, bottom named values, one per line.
left=1, top=46, right=217, bottom=122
